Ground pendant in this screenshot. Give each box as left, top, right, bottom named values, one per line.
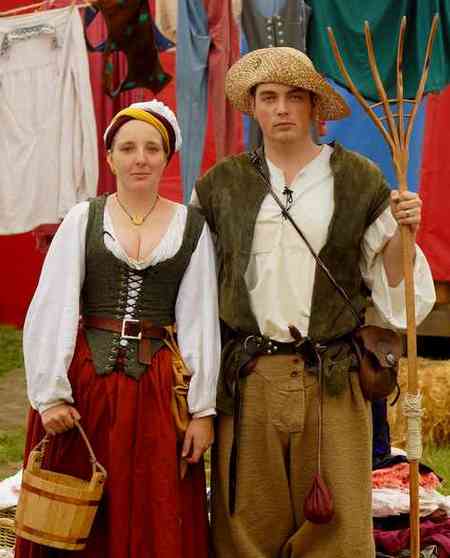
left=132, top=215, right=144, bottom=226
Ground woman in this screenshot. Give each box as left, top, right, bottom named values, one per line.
left=16, top=100, right=220, bottom=558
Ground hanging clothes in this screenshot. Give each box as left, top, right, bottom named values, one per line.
left=176, top=0, right=210, bottom=204
left=204, top=0, right=242, bottom=162
left=242, top=0, right=310, bottom=52
left=231, top=0, right=242, bottom=22
left=241, top=0, right=311, bottom=148
left=417, top=85, right=450, bottom=281
left=177, top=0, right=243, bottom=203
left=307, top=0, right=450, bottom=102
left=155, top=0, right=177, bottom=44
left=84, top=0, right=171, bottom=98
left=82, top=2, right=180, bottom=198
left=153, top=18, right=175, bottom=51
left=0, top=6, right=98, bottom=235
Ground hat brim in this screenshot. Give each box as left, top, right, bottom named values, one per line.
left=225, top=48, right=350, bottom=121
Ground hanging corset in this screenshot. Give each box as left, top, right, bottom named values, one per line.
left=84, top=0, right=171, bottom=98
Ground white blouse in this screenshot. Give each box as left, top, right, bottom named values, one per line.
left=23, top=201, right=221, bottom=417
left=245, top=145, right=435, bottom=341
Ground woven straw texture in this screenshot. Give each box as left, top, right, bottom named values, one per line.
left=389, top=357, right=450, bottom=446
left=225, top=47, right=350, bottom=120
left=0, top=507, right=16, bottom=550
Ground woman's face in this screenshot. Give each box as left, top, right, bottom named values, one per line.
left=107, top=119, right=168, bottom=193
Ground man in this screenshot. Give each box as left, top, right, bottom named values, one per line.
left=193, top=48, right=435, bottom=558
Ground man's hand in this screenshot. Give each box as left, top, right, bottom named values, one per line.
left=181, top=416, right=214, bottom=465
left=41, top=404, right=81, bottom=435
left=390, top=190, right=422, bottom=235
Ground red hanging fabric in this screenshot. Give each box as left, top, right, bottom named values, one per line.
left=204, top=0, right=244, bottom=160
left=417, top=86, right=450, bottom=281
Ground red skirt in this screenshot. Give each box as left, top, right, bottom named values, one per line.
left=15, top=330, right=211, bottom=558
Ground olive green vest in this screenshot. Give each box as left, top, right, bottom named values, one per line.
left=82, top=196, right=205, bottom=379
left=195, top=143, right=391, bottom=412
left=195, top=143, right=390, bottom=340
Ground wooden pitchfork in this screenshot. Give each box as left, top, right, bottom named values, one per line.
left=327, top=14, right=440, bottom=558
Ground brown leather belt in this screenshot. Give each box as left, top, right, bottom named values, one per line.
left=83, top=316, right=169, bottom=365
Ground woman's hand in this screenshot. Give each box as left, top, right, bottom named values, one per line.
left=181, top=416, right=214, bottom=465
left=390, top=190, right=422, bottom=235
left=41, top=404, right=81, bottom=435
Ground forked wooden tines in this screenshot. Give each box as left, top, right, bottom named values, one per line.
left=327, top=15, right=440, bottom=558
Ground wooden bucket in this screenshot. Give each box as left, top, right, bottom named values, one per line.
left=14, top=422, right=106, bottom=551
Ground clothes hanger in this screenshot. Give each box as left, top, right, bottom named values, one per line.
left=0, top=0, right=93, bottom=17
left=0, top=1, right=49, bottom=16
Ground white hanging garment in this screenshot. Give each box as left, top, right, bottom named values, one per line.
left=0, top=6, right=98, bottom=234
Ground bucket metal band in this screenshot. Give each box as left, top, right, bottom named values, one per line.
left=16, top=523, right=88, bottom=545
left=21, top=481, right=99, bottom=506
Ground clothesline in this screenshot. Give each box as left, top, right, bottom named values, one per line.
left=0, top=0, right=94, bottom=17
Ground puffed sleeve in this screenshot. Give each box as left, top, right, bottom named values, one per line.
left=23, top=202, right=89, bottom=413
left=175, top=223, right=221, bottom=417
left=360, top=207, right=436, bottom=329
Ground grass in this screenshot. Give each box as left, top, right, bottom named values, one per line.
left=422, top=444, right=450, bottom=495
left=0, top=325, right=23, bottom=379
left=0, top=430, right=24, bottom=465
left=0, top=429, right=25, bottom=479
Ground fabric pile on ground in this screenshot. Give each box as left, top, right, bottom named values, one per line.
left=0, top=470, right=21, bottom=510
left=373, top=452, right=450, bottom=557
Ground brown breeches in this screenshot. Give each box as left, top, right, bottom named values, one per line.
left=211, top=354, right=375, bottom=558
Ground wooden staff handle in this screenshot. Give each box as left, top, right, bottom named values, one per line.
left=328, top=14, right=441, bottom=558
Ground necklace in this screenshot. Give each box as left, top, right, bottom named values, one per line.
left=115, top=193, right=159, bottom=226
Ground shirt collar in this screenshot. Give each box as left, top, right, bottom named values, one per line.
left=266, top=144, right=333, bottom=193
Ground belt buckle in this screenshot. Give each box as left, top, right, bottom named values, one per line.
left=242, top=335, right=278, bottom=355
left=243, top=335, right=263, bottom=354
left=121, top=318, right=142, bottom=340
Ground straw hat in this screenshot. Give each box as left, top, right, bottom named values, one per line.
left=225, top=47, right=350, bottom=120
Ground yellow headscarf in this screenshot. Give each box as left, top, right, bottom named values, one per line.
left=107, top=107, right=170, bottom=153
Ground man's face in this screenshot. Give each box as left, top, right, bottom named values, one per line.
left=251, top=83, right=315, bottom=145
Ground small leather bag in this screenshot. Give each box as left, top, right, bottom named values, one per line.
left=303, top=473, right=335, bottom=524
left=163, top=326, right=192, bottom=440
left=353, top=325, right=403, bottom=401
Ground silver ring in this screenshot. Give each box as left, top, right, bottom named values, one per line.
left=406, top=209, right=410, bottom=217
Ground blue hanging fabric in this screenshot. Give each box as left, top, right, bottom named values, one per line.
left=320, top=80, right=427, bottom=193
left=176, top=0, right=210, bottom=204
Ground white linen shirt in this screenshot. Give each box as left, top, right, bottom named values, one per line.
left=244, top=145, right=435, bottom=341
left=23, top=201, right=221, bottom=417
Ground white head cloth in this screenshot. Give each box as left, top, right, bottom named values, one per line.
left=103, top=99, right=182, bottom=152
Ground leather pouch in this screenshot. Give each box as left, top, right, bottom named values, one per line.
left=353, top=325, right=403, bottom=401
left=303, top=473, right=335, bottom=524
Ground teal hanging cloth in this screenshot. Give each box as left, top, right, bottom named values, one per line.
left=306, top=0, right=450, bottom=101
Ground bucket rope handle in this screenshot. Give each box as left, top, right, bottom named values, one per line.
left=31, top=421, right=107, bottom=479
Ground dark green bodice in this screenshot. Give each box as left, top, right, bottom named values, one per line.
left=81, top=196, right=205, bottom=379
